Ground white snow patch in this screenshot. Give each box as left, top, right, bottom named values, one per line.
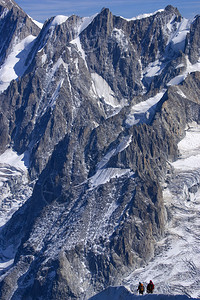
left=176, top=87, right=187, bottom=98
left=51, top=15, right=69, bottom=26
left=0, top=7, right=9, bottom=20
left=112, top=28, right=129, bottom=51
left=172, top=123, right=200, bottom=171
left=0, top=35, right=36, bottom=92
left=89, top=168, right=133, bottom=189
left=166, top=18, right=191, bottom=53
left=167, top=56, right=200, bottom=86
left=76, top=14, right=97, bottom=35
left=178, top=123, right=200, bottom=153
left=176, top=63, right=185, bottom=69
left=0, top=259, right=14, bottom=271
left=0, top=148, right=28, bottom=172
left=165, top=15, right=177, bottom=33
left=121, top=9, right=164, bottom=21
left=91, top=73, right=121, bottom=108
left=116, top=135, right=133, bottom=153
left=97, top=135, right=132, bottom=170
left=41, top=53, right=47, bottom=65
left=143, top=60, right=166, bottom=78
left=71, top=36, right=87, bottom=68
left=125, top=91, right=165, bottom=127
left=30, top=17, right=43, bottom=29
left=89, top=135, right=134, bottom=189
left=167, top=74, right=185, bottom=86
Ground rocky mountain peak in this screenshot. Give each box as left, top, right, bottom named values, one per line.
left=0, top=0, right=19, bottom=10
left=164, top=4, right=181, bottom=15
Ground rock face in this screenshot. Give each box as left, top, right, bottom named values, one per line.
left=0, top=1, right=200, bottom=299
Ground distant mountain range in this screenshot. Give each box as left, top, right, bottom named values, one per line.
left=0, top=1, right=199, bottom=299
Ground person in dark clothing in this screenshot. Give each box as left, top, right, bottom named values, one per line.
left=147, top=280, right=154, bottom=293
left=137, top=282, right=144, bottom=295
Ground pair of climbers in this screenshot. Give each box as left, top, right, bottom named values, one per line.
left=137, top=280, right=154, bottom=295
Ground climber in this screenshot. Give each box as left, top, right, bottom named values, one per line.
left=147, top=280, right=154, bottom=293
left=137, top=282, right=144, bottom=295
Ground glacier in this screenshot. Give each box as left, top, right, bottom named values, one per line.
left=122, top=123, right=200, bottom=298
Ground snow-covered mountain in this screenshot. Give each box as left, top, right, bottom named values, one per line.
left=0, top=1, right=200, bottom=299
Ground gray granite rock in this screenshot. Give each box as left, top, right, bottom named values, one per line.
left=0, top=2, right=200, bottom=299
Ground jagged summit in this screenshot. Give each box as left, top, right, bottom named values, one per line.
left=100, top=7, right=109, bottom=13
left=164, top=4, right=181, bottom=14
left=0, top=0, right=24, bottom=12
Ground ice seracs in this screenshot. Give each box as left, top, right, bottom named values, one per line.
left=0, top=148, right=31, bottom=228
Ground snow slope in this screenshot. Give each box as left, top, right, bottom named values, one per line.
left=167, top=56, right=200, bottom=86
left=122, top=9, right=164, bottom=22
left=165, top=17, right=191, bottom=54
left=91, top=72, right=122, bottom=108
left=0, top=35, right=36, bottom=92
left=89, top=286, right=198, bottom=300
left=125, top=91, right=166, bottom=127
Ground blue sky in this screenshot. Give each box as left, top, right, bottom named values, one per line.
left=15, top=0, right=200, bottom=23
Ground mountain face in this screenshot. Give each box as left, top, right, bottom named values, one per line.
left=0, top=1, right=199, bottom=299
